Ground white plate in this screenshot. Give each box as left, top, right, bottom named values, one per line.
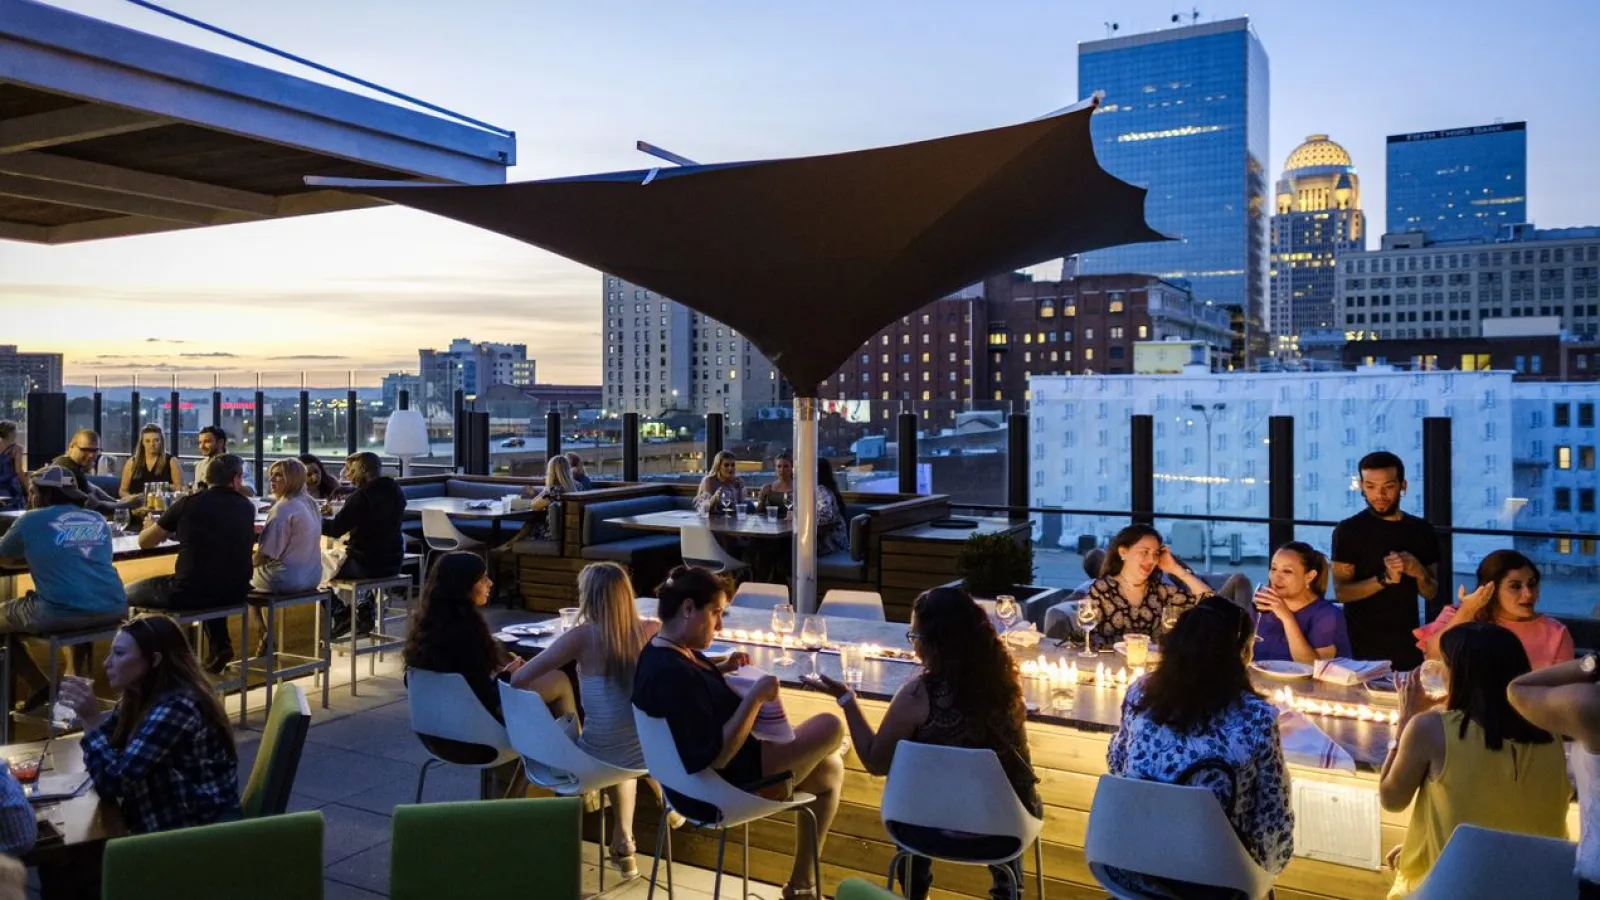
left=1251, top=660, right=1314, bottom=680
left=502, top=622, right=556, bottom=637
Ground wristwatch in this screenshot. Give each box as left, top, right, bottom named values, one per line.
left=837, top=693, right=857, bottom=708
left=1374, top=570, right=1391, bottom=587
left=1581, top=654, right=1598, bottom=680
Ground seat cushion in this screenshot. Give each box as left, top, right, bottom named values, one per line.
left=581, top=496, right=678, bottom=545
left=579, top=534, right=680, bottom=562
left=402, top=482, right=448, bottom=501
left=446, top=479, right=518, bottom=501
left=848, top=514, right=871, bottom=562
left=818, top=550, right=866, bottom=582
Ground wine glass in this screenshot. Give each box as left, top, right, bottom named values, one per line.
left=783, top=492, right=796, bottom=519
left=112, top=508, right=130, bottom=534
left=719, top=491, right=735, bottom=517
left=1161, top=604, right=1182, bottom=638
left=994, top=594, right=1020, bottom=634
left=771, top=604, right=797, bottom=666
left=1075, top=601, right=1100, bottom=659
left=800, top=616, right=828, bottom=676
left=1418, top=658, right=1449, bottom=700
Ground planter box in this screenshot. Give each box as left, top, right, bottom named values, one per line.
left=939, top=581, right=1064, bottom=629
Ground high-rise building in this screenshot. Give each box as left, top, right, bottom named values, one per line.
left=1386, top=122, right=1527, bottom=243
left=601, top=275, right=789, bottom=437
left=380, top=372, right=421, bottom=413
left=1336, top=226, right=1600, bottom=342
left=417, top=339, right=535, bottom=418
left=0, top=345, right=64, bottom=420
left=1076, top=17, right=1271, bottom=363
left=1269, top=135, right=1365, bottom=355
left=824, top=273, right=1234, bottom=427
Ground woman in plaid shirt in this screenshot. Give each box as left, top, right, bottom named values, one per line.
left=59, top=614, right=241, bottom=833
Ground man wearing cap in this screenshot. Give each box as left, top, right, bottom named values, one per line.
left=132, top=453, right=255, bottom=674
left=0, top=466, right=128, bottom=712
left=51, top=429, right=138, bottom=515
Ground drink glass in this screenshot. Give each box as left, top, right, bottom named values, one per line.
left=1049, top=686, right=1076, bottom=714
left=720, top=493, right=735, bottom=517
left=800, top=616, right=828, bottom=676
left=1418, top=658, right=1449, bottom=700
left=783, top=493, right=796, bottom=518
left=1076, top=602, right=1100, bottom=658
left=1123, top=634, right=1150, bottom=667
left=839, top=643, right=866, bottom=687
left=766, top=505, right=779, bottom=522
left=6, top=753, right=41, bottom=786
left=558, top=607, right=581, bottom=634
left=994, top=595, right=1020, bottom=633
left=771, top=604, right=797, bottom=666
left=112, top=508, right=130, bottom=533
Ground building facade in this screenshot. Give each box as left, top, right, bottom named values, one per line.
left=601, top=275, right=788, bottom=437
left=1336, top=226, right=1600, bottom=342
left=824, top=273, right=1235, bottom=428
left=380, top=372, right=420, bottom=413
left=1340, top=331, right=1600, bottom=382
left=417, top=339, right=535, bottom=419
left=0, top=345, right=64, bottom=421
left=1076, top=17, right=1271, bottom=362
left=1386, top=122, right=1527, bottom=244
left=1269, top=135, right=1365, bottom=354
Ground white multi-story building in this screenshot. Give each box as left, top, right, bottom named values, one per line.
left=416, top=339, right=535, bottom=418
left=1509, top=382, right=1600, bottom=574
left=601, top=275, right=788, bottom=438
left=1030, top=368, right=1524, bottom=577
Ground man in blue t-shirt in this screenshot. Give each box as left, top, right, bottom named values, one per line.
left=0, top=466, right=128, bottom=711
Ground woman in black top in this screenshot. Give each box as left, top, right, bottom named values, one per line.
left=298, top=454, right=345, bottom=502
left=814, top=587, right=1041, bottom=900
left=632, top=566, right=843, bottom=900
left=119, top=424, right=182, bottom=498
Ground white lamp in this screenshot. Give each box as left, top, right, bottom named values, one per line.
left=384, top=409, right=430, bottom=477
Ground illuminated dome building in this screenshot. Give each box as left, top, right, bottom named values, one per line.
left=1269, top=135, right=1366, bottom=359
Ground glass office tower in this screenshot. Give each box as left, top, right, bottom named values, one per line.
left=1386, top=122, right=1527, bottom=243
left=1077, top=18, right=1270, bottom=364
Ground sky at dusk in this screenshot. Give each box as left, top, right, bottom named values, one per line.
left=3, top=0, right=1598, bottom=386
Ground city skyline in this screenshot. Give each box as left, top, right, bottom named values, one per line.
left=3, top=0, right=1598, bottom=386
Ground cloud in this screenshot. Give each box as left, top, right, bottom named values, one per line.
left=179, top=352, right=238, bottom=358
left=267, top=354, right=347, bottom=361
left=145, top=337, right=187, bottom=343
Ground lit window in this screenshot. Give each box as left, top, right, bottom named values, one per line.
left=1558, top=446, right=1573, bottom=469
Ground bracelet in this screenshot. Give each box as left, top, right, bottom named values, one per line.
left=1385, top=738, right=1399, bottom=756
left=837, top=693, right=857, bottom=708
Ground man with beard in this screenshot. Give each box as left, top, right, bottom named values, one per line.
left=1331, top=451, right=1440, bottom=669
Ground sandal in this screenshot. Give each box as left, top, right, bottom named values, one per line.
left=609, top=840, right=639, bottom=879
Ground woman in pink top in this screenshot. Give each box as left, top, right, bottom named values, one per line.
left=1416, top=550, right=1574, bottom=671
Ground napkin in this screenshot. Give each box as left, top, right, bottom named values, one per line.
left=724, top=666, right=795, bottom=743
left=1312, top=658, right=1392, bottom=686
left=1276, top=708, right=1356, bottom=772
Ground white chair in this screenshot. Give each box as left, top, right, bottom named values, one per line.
left=499, top=681, right=649, bottom=891
left=819, top=589, right=886, bottom=621
left=1409, top=824, right=1578, bottom=900
left=406, top=670, right=519, bottom=803
left=733, top=582, right=789, bottom=611
left=880, top=742, right=1044, bottom=900
left=1085, top=775, right=1275, bottom=900
left=679, top=526, right=749, bottom=577
left=422, top=508, right=484, bottom=555
left=633, top=706, right=819, bottom=900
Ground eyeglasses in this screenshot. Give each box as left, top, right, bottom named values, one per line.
left=905, top=631, right=920, bottom=644
left=72, top=445, right=101, bottom=455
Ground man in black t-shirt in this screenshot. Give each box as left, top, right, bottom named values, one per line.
left=51, top=429, right=139, bottom=515
left=323, top=452, right=407, bottom=638
left=1331, top=451, right=1440, bottom=670
left=131, top=454, right=256, bottom=673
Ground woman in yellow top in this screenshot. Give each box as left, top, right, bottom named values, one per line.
left=1379, top=622, right=1571, bottom=898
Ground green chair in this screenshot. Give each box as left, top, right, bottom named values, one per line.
left=102, top=810, right=324, bottom=900
left=390, top=798, right=582, bottom=900
left=240, top=683, right=312, bottom=818
left=837, top=878, right=899, bottom=900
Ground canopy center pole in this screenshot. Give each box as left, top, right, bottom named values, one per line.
left=793, top=395, right=819, bottom=614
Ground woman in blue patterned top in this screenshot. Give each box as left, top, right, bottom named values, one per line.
left=59, top=614, right=241, bottom=834
left=1105, top=596, right=1295, bottom=899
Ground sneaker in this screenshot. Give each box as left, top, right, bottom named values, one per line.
left=12, top=687, right=48, bottom=716
left=354, top=601, right=376, bottom=637
left=204, top=648, right=234, bottom=676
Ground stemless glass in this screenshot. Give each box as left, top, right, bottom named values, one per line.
left=994, top=595, right=1020, bottom=634
left=1076, top=602, right=1100, bottom=659
left=800, top=616, right=828, bottom=676
left=771, top=604, right=797, bottom=666
left=1418, top=658, right=1449, bottom=700
left=1161, top=604, right=1182, bottom=640
left=112, top=508, right=130, bottom=534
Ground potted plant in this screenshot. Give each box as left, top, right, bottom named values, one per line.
left=949, top=532, right=1061, bottom=629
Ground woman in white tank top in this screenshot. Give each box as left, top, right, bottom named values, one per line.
left=1509, top=654, right=1600, bottom=895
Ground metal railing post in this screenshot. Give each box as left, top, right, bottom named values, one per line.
left=897, top=412, right=917, bottom=494
left=1130, top=415, right=1154, bottom=526
left=546, top=410, right=562, bottom=462
left=1007, top=413, right=1029, bottom=522
left=128, top=389, right=141, bottom=458
left=623, top=413, right=640, bottom=482
left=705, top=413, right=724, bottom=463
left=253, top=389, right=266, bottom=495
left=1268, top=416, right=1295, bottom=551
left=297, top=390, right=310, bottom=458
left=346, top=388, right=359, bottom=456
left=1423, top=417, right=1454, bottom=623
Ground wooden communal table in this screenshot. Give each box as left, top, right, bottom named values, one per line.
left=12, top=735, right=123, bottom=899
left=512, top=604, right=1475, bottom=900
left=605, top=507, right=793, bottom=539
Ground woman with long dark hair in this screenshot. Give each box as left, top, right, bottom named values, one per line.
left=1252, top=541, right=1350, bottom=664
left=1415, top=549, right=1574, bottom=670
left=58, top=614, right=240, bottom=833
left=298, top=453, right=344, bottom=502
left=1382, top=622, right=1571, bottom=897
left=119, top=423, right=182, bottom=498
left=1082, top=524, right=1215, bottom=650
left=813, top=586, right=1040, bottom=900
left=404, top=551, right=561, bottom=722
left=1105, top=596, right=1294, bottom=898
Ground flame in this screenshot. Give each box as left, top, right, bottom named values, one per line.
left=1272, top=687, right=1399, bottom=726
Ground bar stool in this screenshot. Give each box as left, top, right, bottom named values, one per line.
left=132, top=600, right=255, bottom=728
left=245, top=588, right=333, bottom=719
left=328, top=575, right=412, bottom=698
left=2, top=621, right=122, bottom=741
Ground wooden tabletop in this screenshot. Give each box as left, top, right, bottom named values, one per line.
left=9, top=735, right=122, bottom=864
left=401, top=496, right=533, bottom=520
left=605, top=508, right=793, bottom=538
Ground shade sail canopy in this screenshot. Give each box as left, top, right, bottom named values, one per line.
left=314, top=98, right=1164, bottom=391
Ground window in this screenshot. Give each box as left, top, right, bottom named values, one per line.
left=1556, top=403, right=1572, bottom=427
left=1556, top=488, right=1573, bottom=512
left=1582, top=489, right=1596, bottom=513
left=1583, top=404, right=1596, bottom=428
left=1558, top=446, right=1573, bottom=469
left=1585, top=447, right=1597, bottom=470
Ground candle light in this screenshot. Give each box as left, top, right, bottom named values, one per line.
left=1272, top=687, right=1399, bottom=726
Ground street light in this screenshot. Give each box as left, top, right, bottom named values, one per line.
left=1189, top=402, right=1226, bottom=572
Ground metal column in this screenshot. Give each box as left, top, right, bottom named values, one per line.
left=622, top=413, right=640, bottom=482
left=897, top=412, right=917, bottom=494
left=546, top=410, right=562, bottom=462
left=297, top=390, right=311, bottom=458
left=252, top=390, right=266, bottom=495
left=705, top=413, right=724, bottom=464
left=128, top=390, right=141, bottom=457
left=1422, top=417, right=1453, bottom=623
left=1007, top=413, right=1029, bottom=522
left=346, top=389, right=359, bottom=456
left=1268, top=416, right=1295, bottom=552
left=1130, top=415, right=1154, bottom=526
left=793, top=397, right=818, bottom=613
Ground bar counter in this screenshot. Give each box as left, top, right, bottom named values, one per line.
left=517, top=604, right=1457, bottom=900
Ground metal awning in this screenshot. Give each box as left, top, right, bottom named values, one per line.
left=0, top=0, right=515, bottom=244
